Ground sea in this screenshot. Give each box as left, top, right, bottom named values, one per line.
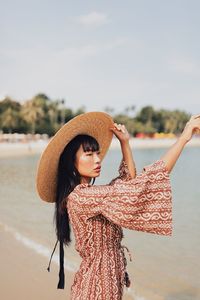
left=0, top=146, right=200, bottom=300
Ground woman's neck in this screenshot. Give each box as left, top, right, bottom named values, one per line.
left=80, top=176, right=91, bottom=184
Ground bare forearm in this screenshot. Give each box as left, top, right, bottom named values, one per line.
left=111, top=114, right=200, bottom=176
left=160, top=136, right=187, bottom=173
left=120, top=141, right=136, bottom=178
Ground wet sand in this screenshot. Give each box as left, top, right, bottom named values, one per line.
left=0, top=226, right=133, bottom=300
left=0, top=226, right=73, bottom=300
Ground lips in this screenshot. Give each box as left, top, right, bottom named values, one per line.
left=94, top=166, right=101, bottom=171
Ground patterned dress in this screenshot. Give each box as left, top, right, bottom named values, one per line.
left=67, top=159, right=172, bottom=300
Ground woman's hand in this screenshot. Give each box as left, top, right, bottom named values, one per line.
left=110, top=123, right=136, bottom=178
left=110, top=123, right=130, bottom=144
left=161, top=114, right=200, bottom=173
left=179, top=114, right=200, bottom=143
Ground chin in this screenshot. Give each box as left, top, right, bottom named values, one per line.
left=93, top=173, right=100, bottom=178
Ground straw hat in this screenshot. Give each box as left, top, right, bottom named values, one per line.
left=36, top=111, right=114, bottom=203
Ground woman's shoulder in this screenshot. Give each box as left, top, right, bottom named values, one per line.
left=69, top=182, right=111, bottom=197
left=67, top=183, right=111, bottom=211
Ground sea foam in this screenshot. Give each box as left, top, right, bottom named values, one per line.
left=2, top=222, right=78, bottom=272
left=1, top=222, right=147, bottom=300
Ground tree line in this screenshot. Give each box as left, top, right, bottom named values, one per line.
left=0, top=93, right=191, bottom=136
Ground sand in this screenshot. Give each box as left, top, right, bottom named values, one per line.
left=0, top=226, right=73, bottom=300
left=0, top=226, right=134, bottom=300
left=0, top=137, right=200, bottom=158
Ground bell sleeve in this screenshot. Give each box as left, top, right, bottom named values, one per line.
left=109, top=159, right=135, bottom=184
left=68, top=159, right=172, bottom=236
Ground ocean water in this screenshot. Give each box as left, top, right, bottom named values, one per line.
left=0, top=146, right=200, bottom=300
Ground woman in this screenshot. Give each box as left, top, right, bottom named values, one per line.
left=36, top=112, right=200, bottom=300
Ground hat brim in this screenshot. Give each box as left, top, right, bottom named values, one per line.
left=36, top=112, right=114, bottom=202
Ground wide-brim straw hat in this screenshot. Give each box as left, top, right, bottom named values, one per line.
left=36, top=111, right=114, bottom=203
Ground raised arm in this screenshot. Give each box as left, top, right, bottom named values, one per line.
left=110, top=123, right=136, bottom=178
left=160, top=114, right=200, bottom=173
left=68, top=159, right=172, bottom=236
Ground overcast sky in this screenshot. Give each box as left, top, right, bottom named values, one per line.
left=1, top=0, right=200, bottom=114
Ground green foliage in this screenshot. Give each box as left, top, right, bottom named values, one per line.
left=113, top=105, right=190, bottom=136
left=0, top=97, right=25, bottom=133
left=0, top=95, right=191, bottom=136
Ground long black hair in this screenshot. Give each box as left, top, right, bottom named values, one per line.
left=54, top=134, right=100, bottom=246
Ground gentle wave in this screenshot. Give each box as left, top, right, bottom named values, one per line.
left=1, top=222, right=78, bottom=272
left=1, top=222, right=147, bottom=300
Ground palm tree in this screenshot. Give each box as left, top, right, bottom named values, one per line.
left=21, top=99, right=44, bottom=134
left=1, top=107, right=19, bottom=133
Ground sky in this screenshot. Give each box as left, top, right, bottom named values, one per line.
left=0, top=0, right=200, bottom=114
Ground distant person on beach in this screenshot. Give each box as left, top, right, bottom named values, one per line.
left=36, top=112, right=200, bottom=300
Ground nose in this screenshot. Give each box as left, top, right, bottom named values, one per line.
left=94, top=152, right=101, bottom=163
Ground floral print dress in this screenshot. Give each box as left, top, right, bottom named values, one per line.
left=67, top=159, right=172, bottom=300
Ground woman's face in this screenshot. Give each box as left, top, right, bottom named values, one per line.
left=75, top=145, right=101, bottom=183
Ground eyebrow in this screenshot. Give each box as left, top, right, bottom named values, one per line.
left=84, top=149, right=100, bottom=152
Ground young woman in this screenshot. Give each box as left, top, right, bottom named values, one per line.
left=36, top=112, right=200, bottom=300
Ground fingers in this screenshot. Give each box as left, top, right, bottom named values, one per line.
left=110, top=123, right=126, bottom=133
left=113, top=123, right=126, bottom=133
left=194, top=118, right=200, bottom=130
left=190, top=114, right=200, bottom=120
left=189, top=115, right=200, bottom=133
left=189, top=115, right=200, bottom=127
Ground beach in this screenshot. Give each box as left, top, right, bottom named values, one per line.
left=0, top=224, right=134, bottom=300
left=1, top=141, right=200, bottom=300
left=0, top=136, right=200, bottom=158
left=0, top=225, right=73, bottom=300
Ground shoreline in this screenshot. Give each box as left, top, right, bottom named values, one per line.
left=0, top=223, right=135, bottom=300
left=0, top=137, right=200, bottom=158
left=0, top=224, right=73, bottom=300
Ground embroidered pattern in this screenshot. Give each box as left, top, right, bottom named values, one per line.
left=67, top=159, right=172, bottom=300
